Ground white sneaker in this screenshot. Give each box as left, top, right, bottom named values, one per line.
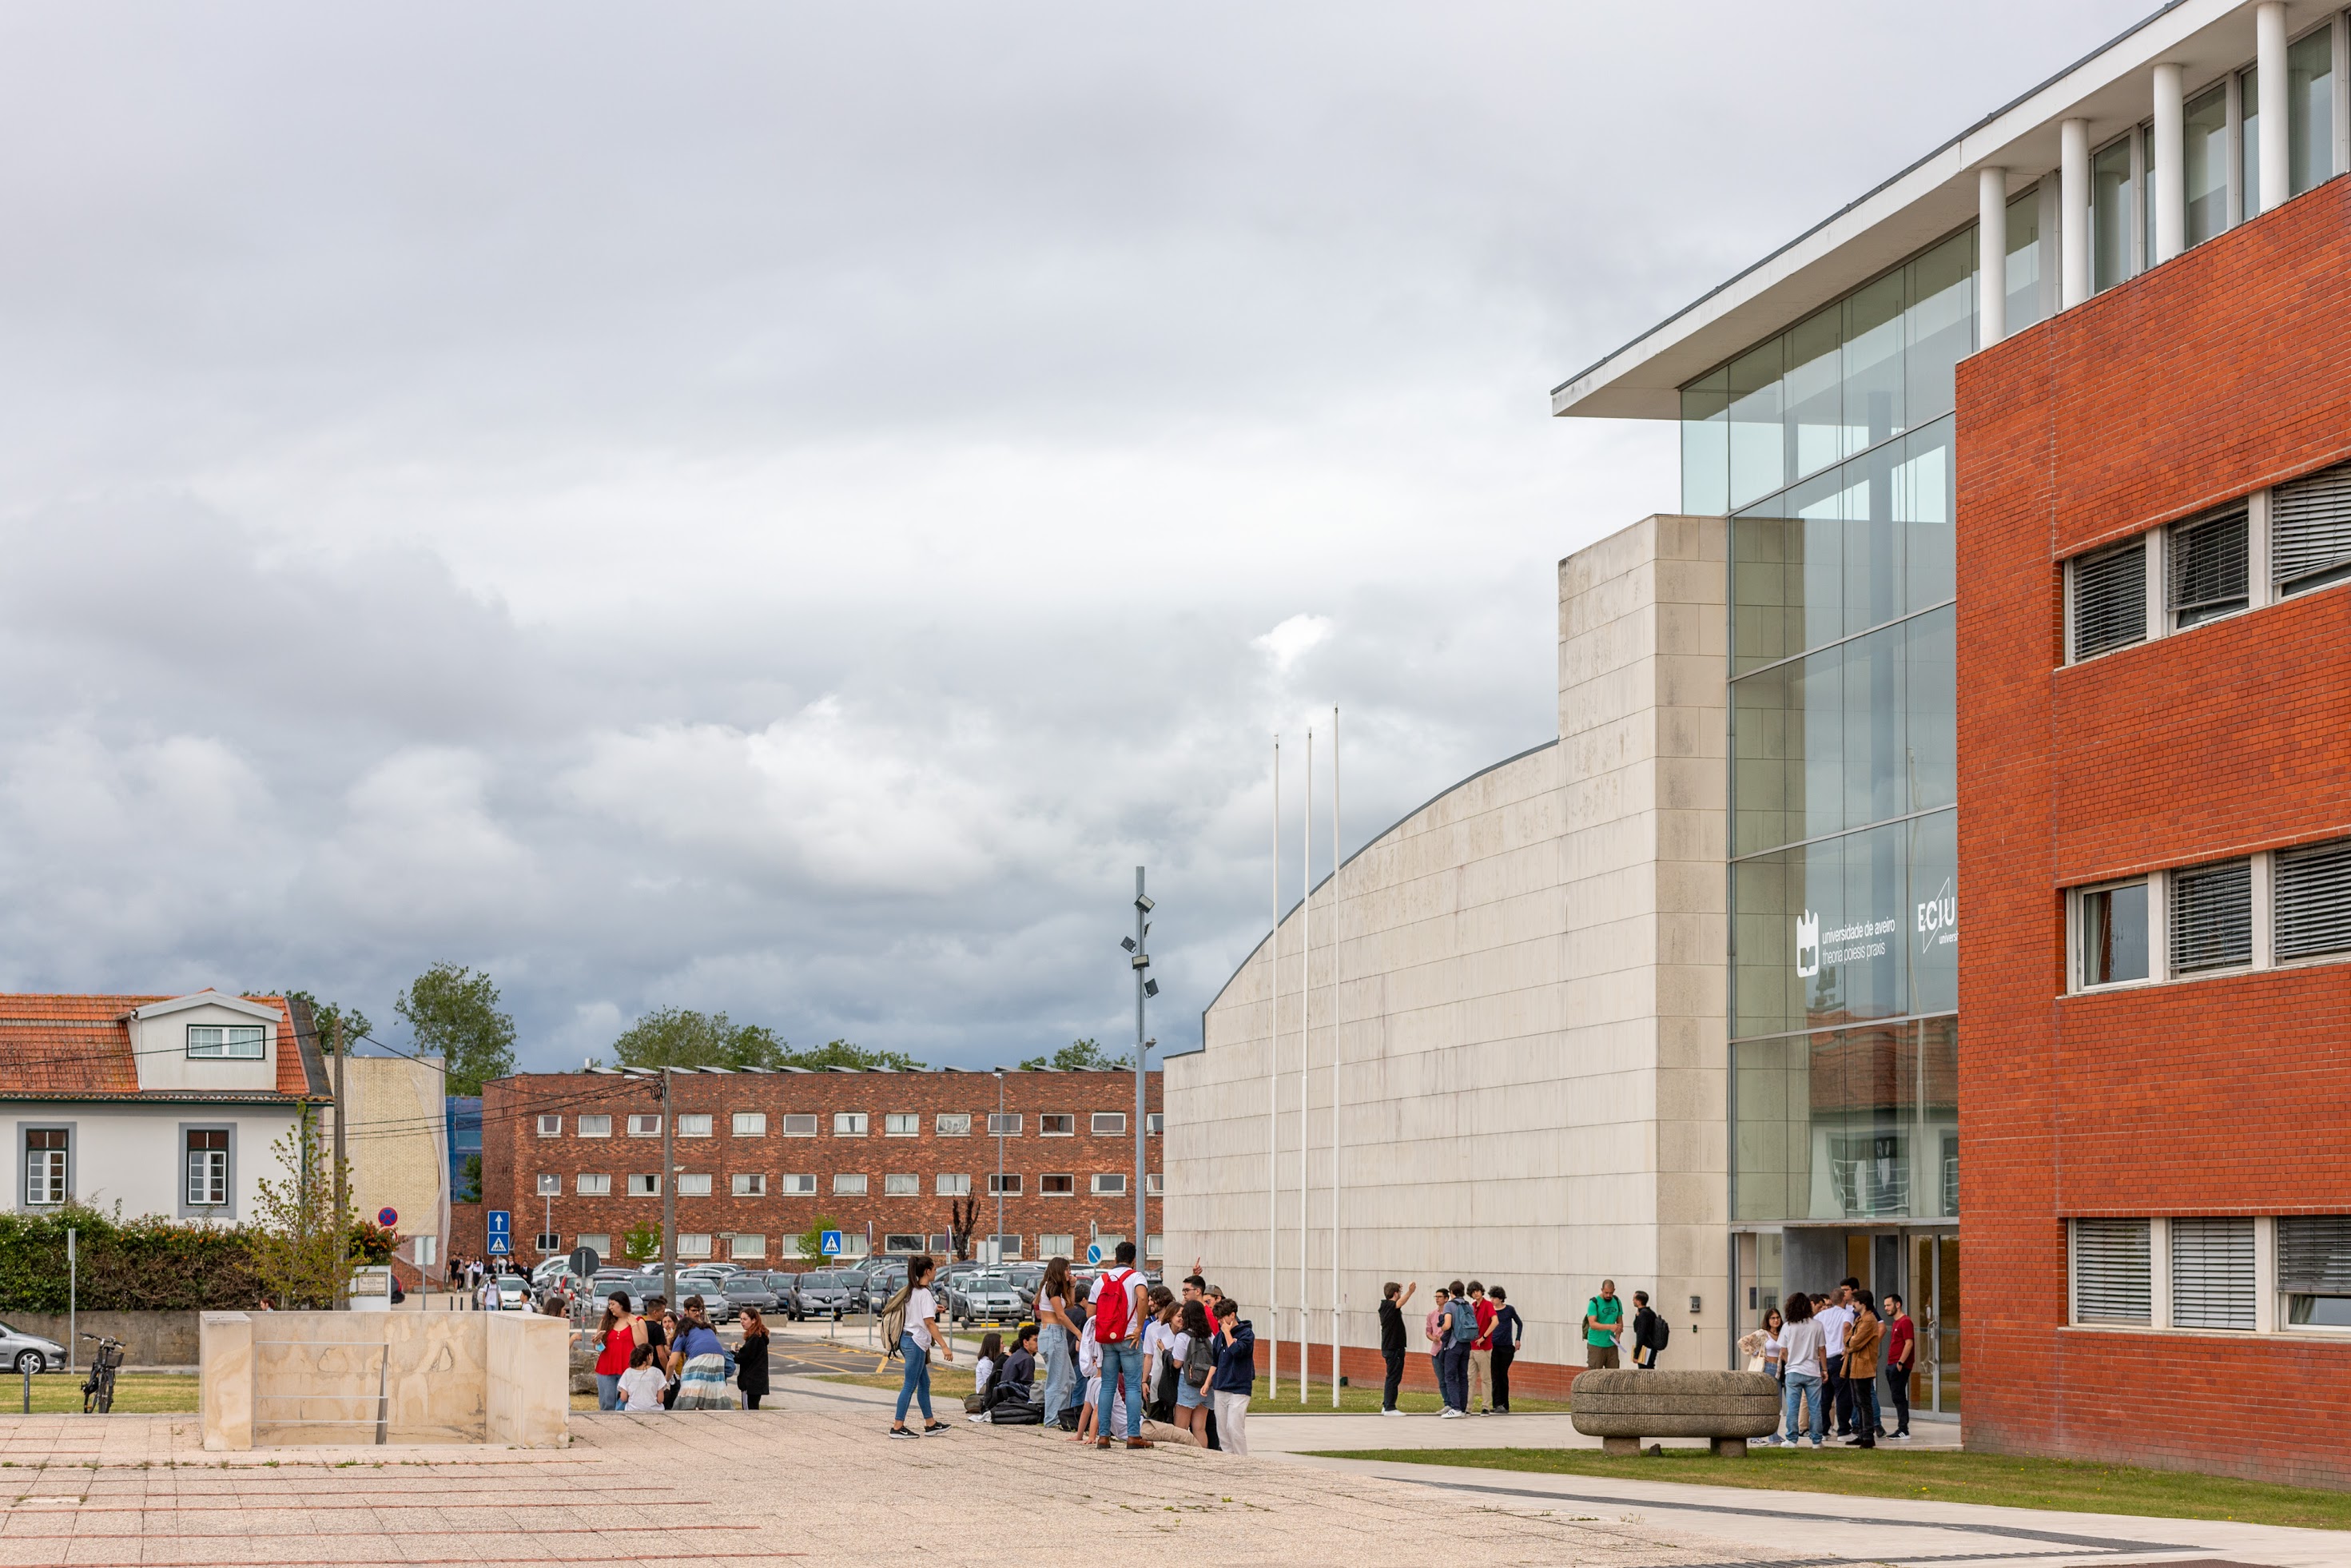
left=1438, top=1408, right=1465, bottom=1419
left=1379, top=1408, right=1406, bottom=1418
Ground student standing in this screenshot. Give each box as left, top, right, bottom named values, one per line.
left=1765, top=1292, right=1826, bottom=1447
left=1486, top=1287, right=1522, bottom=1414
left=1377, top=1281, right=1415, bottom=1415
left=1088, top=1241, right=1153, bottom=1450
left=592, top=1291, right=639, bottom=1411
left=1208, top=1296, right=1255, bottom=1455
left=1881, top=1293, right=1915, bottom=1439
left=889, top=1255, right=953, bottom=1439
left=1629, top=1291, right=1661, bottom=1369
left=1036, top=1256, right=1078, bottom=1428
left=1466, top=1283, right=1495, bottom=1413
left=1423, top=1286, right=1450, bottom=1393
left=668, top=1297, right=738, bottom=1410
left=735, top=1306, right=771, bottom=1411
left=1581, top=1279, right=1625, bottom=1369
left=1841, top=1292, right=1883, bottom=1448
left=1819, top=1282, right=1857, bottom=1435
left=1170, top=1300, right=1213, bottom=1447
left=1438, top=1279, right=1476, bottom=1418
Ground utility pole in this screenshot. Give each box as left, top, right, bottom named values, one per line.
left=1132, top=867, right=1151, bottom=1261
left=333, top=1016, right=348, bottom=1311
left=993, top=1069, right=1005, bottom=1263
left=660, top=1069, right=676, bottom=1307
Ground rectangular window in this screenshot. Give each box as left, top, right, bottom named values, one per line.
left=2273, top=458, right=2351, bottom=595
left=732, top=1173, right=766, bottom=1197
left=1040, top=1114, right=1076, bottom=1136
left=884, top=1233, right=925, bottom=1255
left=884, top=1113, right=920, bottom=1136
left=2242, top=65, right=2263, bottom=204
left=2275, top=838, right=2351, bottom=960
left=627, top=1174, right=661, bottom=1197
left=24, top=1128, right=67, bottom=1206
left=2280, top=1216, right=2351, bottom=1327
left=2080, top=880, right=2150, bottom=987
left=988, top=1173, right=1021, bottom=1196
left=535, top=1173, right=561, bottom=1196
left=1039, top=1232, right=1075, bottom=1259
left=2288, top=23, right=2336, bottom=197
left=833, top=1112, right=868, bottom=1137
left=2171, top=1217, right=2256, bottom=1330
left=730, top=1233, right=766, bottom=1260
left=1146, top=1113, right=1163, bottom=1136
left=1040, top=1173, right=1075, bottom=1196
left=677, top=1232, right=712, bottom=1260
left=989, top=1233, right=1024, bottom=1261
left=186, top=1025, right=265, bottom=1059
left=884, top=1173, right=918, bottom=1196
left=778, top=1173, right=817, bottom=1196
left=577, top=1173, right=611, bottom=1196
left=988, top=1113, right=1021, bottom=1136
left=1091, top=1112, right=1127, bottom=1136
left=929, top=1232, right=953, bottom=1252
left=628, top=1115, right=662, bottom=1138
left=2071, top=539, right=2146, bottom=659
left=2090, top=133, right=2136, bottom=293
left=833, top=1173, right=867, bottom=1196
left=836, top=1232, right=869, bottom=1260
left=185, top=1129, right=229, bottom=1208
left=2169, top=503, right=2249, bottom=627
left=1096, top=1233, right=1128, bottom=1254
left=936, top=1112, right=972, bottom=1136
left=677, top=1173, right=712, bottom=1197
left=676, top=1114, right=712, bottom=1139
left=535, top=1232, right=559, bottom=1254
left=575, top=1233, right=609, bottom=1258
left=1145, top=1172, right=1164, bottom=1196
left=536, top=1115, right=561, bottom=1136
left=2184, top=83, right=2230, bottom=246
left=781, top=1114, right=818, bottom=1137
left=937, top=1173, right=971, bottom=1196
left=732, top=1112, right=766, bottom=1137
left=1091, top=1172, right=1128, bottom=1196
left=1146, top=1234, right=1164, bottom=1261
left=2073, top=1218, right=2152, bottom=1323
left=577, top=1115, right=611, bottom=1139
left=2171, top=858, right=2254, bottom=973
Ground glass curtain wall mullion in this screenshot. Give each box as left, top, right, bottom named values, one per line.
left=1728, top=801, right=1965, bottom=866
left=1730, top=1014, right=1958, bottom=1223
left=1729, top=595, right=1958, bottom=684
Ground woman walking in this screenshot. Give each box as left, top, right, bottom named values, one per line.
left=668, top=1296, right=739, bottom=1411
left=1035, top=1256, right=1077, bottom=1427
left=593, top=1291, right=640, bottom=1411
left=736, top=1306, right=771, bottom=1411
left=889, top=1255, right=953, bottom=1439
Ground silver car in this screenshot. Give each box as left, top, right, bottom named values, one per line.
left=949, top=1272, right=1024, bottom=1325
left=795, top=1271, right=858, bottom=1319
left=0, top=1321, right=64, bottom=1375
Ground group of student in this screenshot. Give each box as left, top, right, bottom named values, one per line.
left=591, top=1289, right=774, bottom=1413
left=881, top=1244, right=1260, bottom=1455
left=1376, top=1279, right=1524, bottom=1415
left=1744, top=1277, right=1915, bottom=1447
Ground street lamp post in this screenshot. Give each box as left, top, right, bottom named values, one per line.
left=993, top=1069, right=1005, bottom=1264
left=1127, top=868, right=1157, bottom=1264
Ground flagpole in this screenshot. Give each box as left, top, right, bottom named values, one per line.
left=1331, top=703, right=1342, bottom=1407
left=1268, top=733, right=1281, bottom=1403
left=1299, top=725, right=1311, bottom=1403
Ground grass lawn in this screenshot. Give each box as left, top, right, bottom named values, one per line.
left=6, top=1373, right=198, bottom=1415
left=1247, top=1383, right=1570, bottom=1416
left=1305, top=1445, right=2351, bottom=1532
left=820, top=1368, right=977, bottom=1398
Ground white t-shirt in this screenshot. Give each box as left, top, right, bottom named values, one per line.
left=1780, top=1317, right=1824, bottom=1375
left=1166, top=1329, right=1191, bottom=1372
left=973, top=1355, right=995, bottom=1391
left=906, top=1287, right=939, bottom=1352
left=1819, top=1303, right=1854, bottom=1357
left=1076, top=1319, right=1100, bottom=1377
left=618, top=1365, right=666, bottom=1411
left=1140, top=1317, right=1168, bottom=1366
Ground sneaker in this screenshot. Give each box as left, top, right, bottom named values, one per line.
left=1892, top=1431, right=1912, bottom=1441
left=921, top=1421, right=951, bottom=1435
left=1379, top=1409, right=1406, bottom=1418
left=1476, top=1407, right=1490, bottom=1415
left=1810, top=1440, right=1824, bottom=1449
left=968, top=1414, right=988, bottom=1424
left=1438, top=1408, right=1465, bottom=1419
left=1759, top=1435, right=1784, bottom=1447
left=888, top=1427, right=919, bottom=1440
left=1842, top=1436, right=1868, bottom=1446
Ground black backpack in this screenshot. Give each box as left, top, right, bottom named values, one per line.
left=1650, top=1317, right=1672, bottom=1355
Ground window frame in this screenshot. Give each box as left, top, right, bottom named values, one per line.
left=576, top=1173, right=611, bottom=1196
left=2170, top=856, right=2257, bottom=977
left=937, top=1172, right=971, bottom=1196
left=833, top=1112, right=869, bottom=1138
left=676, top=1232, right=713, bottom=1260
left=730, top=1233, right=766, bottom=1260
left=19, top=1123, right=73, bottom=1211
left=2064, top=535, right=2154, bottom=664
left=936, top=1112, right=972, bottom=1136
left=186, top=1024, right=266, bottom=1061
left=781, top=1114, right=818, bottom=1137
left=1040, top=1172, right=1075, bottom=1196
left=987, top=1112, right=1022, bottom=1137
left=675, top=1113, right=714, bottom=1139
left=1091, top=1172, right=1128, bottom=1196
left=1039, top=1113, right=1076, bottom=1137
left=833, top=1172, right=869, bottom=1196
left=883, top=1172, right=919, bottom=1197
left=2071, top=875, right=2159, bottom=992
left=180, top=1124, right=233, bottom=1217
left=627, top=1173, right=662, bottom=1197
left=576, top=1115, right=612, bottom=1139
left=884, top=1112, right=921, bottom=1137
left=987, top=1172, right=1022, bottom=1196
left=535, top=1173, right=562, bottom=1197
left=732, top=1112, right=766, bottom=1137
left=676, top=1172, right=713, bottom=1197
left=1090, top=1112, right=1128, bottom=1136
left=535, top=1114, right=562, bottom=1137
left=627, top=1114, right=662, bottom=1139
left=778, top=1173, right=817, bottom=1196
left=732, top=1172, right=766, bottom=1197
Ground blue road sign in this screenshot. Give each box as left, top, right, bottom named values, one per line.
left=820, top=1230, right=842, bottom=1257
left=487, top=1209, right=511, bottom=1255
left=1086, top=1243, right=1103, bottom=1266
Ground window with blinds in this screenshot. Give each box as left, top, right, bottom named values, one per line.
left=2073, top=1218, right=2151, bottom=1323
left=2280, top=1216, right=2351, bottom=1327
left=2273, top=458, right=2351, bottom=595
left=2275, top=838, right=2351, bottom=961
left=2171, top=1217, right=2256, bottom=1330
left=2170, top=858, right=2253, bottom=973
left=2073, top=540, right=2147, bottom=659
left=2169, top=503, right=2249, bottom=627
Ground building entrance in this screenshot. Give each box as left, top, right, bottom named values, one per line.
left=1733, top=1226, right=1959, bottom=1418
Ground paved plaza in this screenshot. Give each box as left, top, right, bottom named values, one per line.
left=0, top=1377, right=2333, bottom=1567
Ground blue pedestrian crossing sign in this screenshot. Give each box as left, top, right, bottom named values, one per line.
left=1086, top=1243, right=1103, bottom=1266
left=486, top=1209, right=511, bottom=1256
left=820, top=1230, right=842, bottom=1257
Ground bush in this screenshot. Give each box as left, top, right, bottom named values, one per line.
left=0, top=1204, right=268, bottom=1312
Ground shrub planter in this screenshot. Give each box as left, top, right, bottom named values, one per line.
left=1569, top=1369, right=1782, bottom=1457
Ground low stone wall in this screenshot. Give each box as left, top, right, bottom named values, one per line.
left=200, top=1311, right=567, bottom=1449
left=6, top=1311, right=202, bottom=1368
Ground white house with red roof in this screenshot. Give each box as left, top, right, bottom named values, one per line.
left=2, top=990, right=329, bottom=1223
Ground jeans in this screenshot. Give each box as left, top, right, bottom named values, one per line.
left=1039, top=1323, right=1076, bottom=1426
left=894, top=1333, right=933, bottom=1424
left=1884, top=1364, right=1911, bottom=1434
left=1490, top=1344, right=1515, bottom=1411
left=1468, top=1347, right=1492, bottom=1409
left=1381, top=1349, right=1405, bottom=1411
left=596, top=1372, right=623, bottom=1411
left=1782, top=1371, right=1824, bottom=1444
left=1211, top=1390, right=1250, bottom=1454
left=1096, top=1340, right=1144, bottom=1439
left=1849, top=1374, right=1880, bottom=1441
left=1438, top=1342, right=1470, bottom=1411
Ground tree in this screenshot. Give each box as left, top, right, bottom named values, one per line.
left=457, top=1154, right=483, bottom=1204
left=794, top=1216, right=843, bottom=1265
left=782, top=1038, right=924, bottom=1072
left=249, top=1106, right=356, bottom=1309
left=395, top=963, right=516, bottom=1095
left=1019, top=1037, right=1128, bottom=1072
left=949, top=1195, right=977, bottom=1262
left=609, top=1008, right=790, bottom=1070
left=271, top=991, right=374, bottom=1054
left=622, top=1219, right=662, bottom=1264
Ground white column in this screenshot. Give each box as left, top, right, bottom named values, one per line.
left=2258, top=0, right=2289, bottom=212
left=2060, top=118, right=2091, bottom=308
left=1978, top=166, right=2007, bottom=344
left=2153, top=63, right=2186, bottom=261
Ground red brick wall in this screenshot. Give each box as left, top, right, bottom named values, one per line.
left=1955, top=173, right=2351, bottom=1489
left=480, top=1069, right=1160, bottom=1268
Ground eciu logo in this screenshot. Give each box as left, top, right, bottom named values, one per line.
left=1795, top=909, right=1820, bottom=978
left=1916, top=879, right=1958, bottom=954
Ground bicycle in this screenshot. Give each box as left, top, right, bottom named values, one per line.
left=80, top=1334, right=123, bottom=1414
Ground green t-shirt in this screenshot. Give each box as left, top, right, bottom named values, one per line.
left=1585, top=1295, right=1623, bottom=1347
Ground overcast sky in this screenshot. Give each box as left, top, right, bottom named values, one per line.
left=0, top=2, right=2150, bottom=1070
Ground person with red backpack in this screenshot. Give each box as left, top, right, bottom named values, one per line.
left=1087, top=1241, right=1154, bottom=1450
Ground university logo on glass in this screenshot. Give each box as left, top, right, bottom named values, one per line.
left=1915, top=878, right=1957, bottom=956
left=1795, top=909, right=1821, bottom=979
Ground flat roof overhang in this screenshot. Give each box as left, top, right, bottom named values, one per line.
left=1551, top=0, right=2329, bottom=420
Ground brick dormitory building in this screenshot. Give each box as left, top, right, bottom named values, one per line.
left=481, top=1067, right=1162, bottom=1268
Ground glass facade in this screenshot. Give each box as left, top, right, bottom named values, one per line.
left=1732, top=1018, right=1958, bottom=1224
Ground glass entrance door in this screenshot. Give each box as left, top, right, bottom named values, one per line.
left=1911, top=1233, right=1960, bottom=1414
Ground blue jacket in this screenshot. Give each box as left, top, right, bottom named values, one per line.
left=1211, top=1319, right=1256, bottom=1393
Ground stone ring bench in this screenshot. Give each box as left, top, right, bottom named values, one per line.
left=1570, top=1369, right=1782, bottom=1457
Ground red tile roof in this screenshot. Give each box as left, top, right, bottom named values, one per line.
left=0, top=992, right=316, bottom=1100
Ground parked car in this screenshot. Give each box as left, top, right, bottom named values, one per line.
left=794, top=1271, right=861, bottom=1319
left=1006, top=1264, right=1044, bottom=1308
left=762, top=1272, right=807, bottom=1320
left=947, top=1272, right=1025, bottom=1325
left=0, top=1320, right=65, bottom=1375
left=719, top=1275, right=781, bottom=1317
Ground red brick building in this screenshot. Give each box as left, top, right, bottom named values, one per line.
left=480, top=1067, right=1161, bottom=1269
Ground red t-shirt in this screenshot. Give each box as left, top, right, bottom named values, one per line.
left=1473, top=1298, right=1496, bottom=1350
left=1886, top=1315, right=1915, bottom=1369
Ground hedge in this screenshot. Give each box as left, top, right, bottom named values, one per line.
left=0, top=1206, right=268, bottom=1312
